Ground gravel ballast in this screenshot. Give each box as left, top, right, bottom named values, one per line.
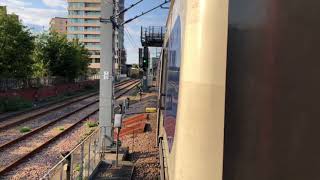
left=121, top=92, right=160, bottom=180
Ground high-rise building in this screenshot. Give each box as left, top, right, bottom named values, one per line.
left=67, top=0, right=125, bottom=71
left=50, top=17, right=68, bottom=34
left=67, top=0, right=103, bottom=70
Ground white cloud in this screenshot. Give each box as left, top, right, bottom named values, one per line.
left=42, top=0, right=67, bottom=9
left=0, top=0, right=67, bottom=29
left=0, top=0, right=32, bottom=7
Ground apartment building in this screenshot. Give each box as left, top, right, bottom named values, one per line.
left=67, top=0, right=126, bottom=71
left=50, top=17, right=68, bottom=34
left=67, top=0, right=102, bottom=70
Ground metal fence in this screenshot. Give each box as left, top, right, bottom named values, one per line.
left=0, top=75, right=100, bottom=91
left=42, top=128, right=101, bottom=180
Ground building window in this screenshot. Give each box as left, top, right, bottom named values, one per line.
left=85, top=26, right=100, bottom=32
left=85, top=11, right=101, bottom=16
left=68, top=26, right=84, bottom=31
left=69, top=2, right=84, bottom=8
left=85, top=3, right=100, bottom=7
left=89, top=50, right=100, bottom=56
left=84, top=19, right=100, bottom=24
left=85, top=34, right=100, bottom=39
left=69, top=18, right=84, bottom=23
left=95, top=58, right=100, bottom=63
left=69, top=10, right=84, bottom=15
left=68, top=34, right=84, bottom=39
left=85, top=42, right=101, bottom=49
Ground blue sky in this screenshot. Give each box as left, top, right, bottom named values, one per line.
left=0, top=0, right=169, bottom=64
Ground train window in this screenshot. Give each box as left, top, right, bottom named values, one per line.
left=160, top=47, right=168, bottom=109
left=162, top=17, right=181, bottom=152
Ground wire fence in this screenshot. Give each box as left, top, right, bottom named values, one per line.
left=0, top=75, right=100, bottom=91
left=42, top=128, right=102, bottom=180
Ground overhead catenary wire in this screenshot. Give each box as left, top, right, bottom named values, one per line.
left=124, top=32, right=137, bottom=49
left=120, top=0, right=171, bottom=26
left=101, top=0, right=171, bottom=28
left=122, top=26, right=137, bottom=49
left=125, top=27, right=139, bottom=48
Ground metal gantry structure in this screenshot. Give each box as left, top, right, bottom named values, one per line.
left=139, top=26, right=165, bottom=91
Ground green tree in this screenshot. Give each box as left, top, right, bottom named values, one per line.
left=35, top=33, right=90, bottom=81
left=0, top=13, right=35, bottom=78
left=32, top=33, right=49, bottom=78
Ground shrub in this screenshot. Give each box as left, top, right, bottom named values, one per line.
left=86, top=121, right=98, bottom=128
left=0, top=97, right=32, bottom=112
left=59, top=127, right=65, bottom=131
left=20, top=126, right=31, bottom=133
left=84, top=84, right=95, bottom=90
left=0, top=103, right=4, bottom=113
left=65, top=92, right=74, bottom=97
left=75, top=164, right=80, bottom=172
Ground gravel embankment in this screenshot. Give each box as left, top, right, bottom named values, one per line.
left=0, top=113, right=99, bottom=180
left=0, top=95, right=98, bottom=146
left=121, top=92, right=160, bottom=180
left=0, top=93, right=97, bottom=127
left=0, top=103, right=98, bottom=179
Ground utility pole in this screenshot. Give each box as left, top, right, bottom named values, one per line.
left=100, top=0, right=115, bottom=148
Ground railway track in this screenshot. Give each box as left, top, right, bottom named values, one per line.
left=0, top=78, right=133, bottom=123
left=0, top=93, right=98, bottom=131
left=0, top=79, right=137, bottom=131
left=0, top=79, right=140, bottom=176
left=114, top=78, right=136, bottom=88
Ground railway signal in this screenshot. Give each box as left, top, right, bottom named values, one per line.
left=142, top=57, right=148, bottom=71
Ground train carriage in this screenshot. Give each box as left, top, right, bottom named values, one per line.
left=157, top=0, right=228, bottom=179
left=157, top=0, right=320, bottom=179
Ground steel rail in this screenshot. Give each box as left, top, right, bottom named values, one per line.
left=0, top=100, right=99, bottom=151
left=0, top=109, right=99, bottom=175
left=0, top=80, right=140, bottom=150
left=115, top=81, right=141, bottom=99
left=0, top=79, right=141, bottom=175
left=0, top=93, right=98, bottom=131
left=0, top=90, right=98, bottom=123
left=114, top=79, right=137, bottom=88
left=0, top=79, right=137, bottom=131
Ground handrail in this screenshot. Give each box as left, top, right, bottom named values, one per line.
left=41, top=128, right=101, bottom=179
left=159, top=137, right=166, bottom=180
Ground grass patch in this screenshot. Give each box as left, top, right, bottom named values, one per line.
left=20, top=126, right=31, bottom=133
left=86, top=121, right=98, bottom=128
left=75, top=164, right=80, bottom=172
